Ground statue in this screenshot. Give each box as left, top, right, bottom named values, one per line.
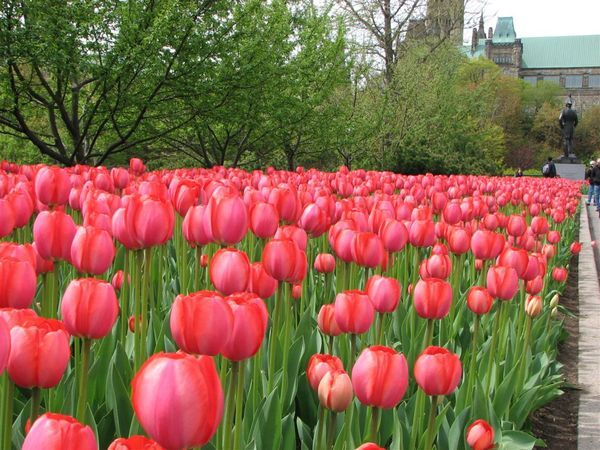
left=558, top=95, right=578, bottom=158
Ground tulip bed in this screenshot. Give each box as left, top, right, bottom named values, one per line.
left=0, top=160, right=583, bottom=450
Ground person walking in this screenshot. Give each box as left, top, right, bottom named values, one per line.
left=542, top=157, right=557, bottom=178
left=586, top=160, right=595, bottom=205
left=592, top=159, right=600, bottom=211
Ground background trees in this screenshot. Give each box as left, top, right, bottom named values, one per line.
left=0, top=0, right=579, bottom=173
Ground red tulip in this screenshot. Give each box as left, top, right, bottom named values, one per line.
left=262, top=238, right=300, bottom=282
left=108, top=435, right=164, bottom=450
left=132, top=352, right=223, bottom=450
left=249, top=202, right=279, bottom=239
left=0, top=307, right=38, bottom=329
left=447, top=227, right=471, bottom=255
left=351, top=232, right=385, bottom=268
left=111, top=270, right=128, bottom=292
left=210, top=248, right=251, bottom=295
left=486, top=265, right=519, bottom=300
left=0, top=256, right=37, bottom=308
left=466, top=287, right=493, bottom=315
left=552, top=267, right=568, bottom=282
left=70, top=226, right=115, bottom=275
left=409, top=220, right=435, bottom=247
left=420, top=253, right=453, bottom=280
left=275, top=225, right=308, bottom=251
left=506, top=214, right=527, bottom=237
left=530, top=216, right=549, bottom=235
left=182, top=205, right=213, bottom=247
left=0, top=316, right=9, bottom=373
left=365, top=275, right=401, bottom=313
left=0, top=198, right=15, bottom=238
left=22, top=413, right=97, bottom=450
left=7, top=189, right=34, bottom=228
left=306, top=353, right=344, bottom=391
left=356, top=444, right=385, bottom=450
left=34, top=166, right=71, bottom=207
left=221, top=292, right=268, bottom=361
left=171, top=180, right=199, bottom=217
left=129, top=158, right=146, bottom=175
left=33, top=210, right=77, bottom=261
left=133, top=196, right=174, bottom=248
left=205, top=192, right=248, bottom=246
left=413, top=278, right=452, bottom=320
left=317, top=304, right=342, bottom=337
left=298, top=203, right=329, bottom=237
left=496, top=247, right=528, bottom=278
left=314, top=253, right=336, bottom=274
left=466, top=419, right=495, bottom=450
left=351, top=345, right=409, bottom=408
left=170, top=291, right=233, bottom=356
left=318, top=369, right=353, bottom=412
left=61, top=278, right=119, bottom=339
left=547, top=230, right=560, bottom=244
left=414, top=346, right=462, bottom=396
left=7, top=317, right=70, bottom=388
left=247, top=262, right=278, bottom=299
left=333, top=227, right=357, bottom=263
left=379, top=218, right=408, bottom=253
left=525, top=275, right=544, bottom=295
left=292, top=283, right=302, bottom=299
left=334, top=290, right=374, bottom=334
left=470, top=230, right=505, bottom=261
left=570, top=241, right=582, bottom=255
left=111, top=167, right=130, bottom=191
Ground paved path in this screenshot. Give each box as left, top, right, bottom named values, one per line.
left=577, top=201, right=600, bottom=449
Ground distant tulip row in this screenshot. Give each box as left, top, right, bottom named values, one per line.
left=0, top=158, right=581, bottom=450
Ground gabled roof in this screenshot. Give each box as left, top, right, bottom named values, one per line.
left=492, top=17, right=517, bottom=43
left=520, top=35, right=600, bottom=69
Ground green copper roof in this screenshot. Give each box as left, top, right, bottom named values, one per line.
left=461, top=44, right=486, bottom=59
left=493, top=17, right=516, bottom=43
left=520, top=35, right=600, bottom=69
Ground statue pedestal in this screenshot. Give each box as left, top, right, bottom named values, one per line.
left=555, top=158, right=585, bottom=180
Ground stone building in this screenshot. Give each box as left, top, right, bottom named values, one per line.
left=406, top=0, right=465, bottom=45
left=465, top=16, right=600, bottom=113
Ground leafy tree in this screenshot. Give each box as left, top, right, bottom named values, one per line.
left=577, top=105, right=600, bottom=161
left=0, top=0, right=232, bottom=165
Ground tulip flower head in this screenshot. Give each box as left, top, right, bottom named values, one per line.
left=414, top=346, right=462, bottom=396
left=306, top=353, right=344, bottom=391
left=466, top=419, right=495, bottom=450
left=22, top=413, right=97, bottom=450
left=132, top=352, right=223, bottom=450
left=318, top=369, right=353, bottom=412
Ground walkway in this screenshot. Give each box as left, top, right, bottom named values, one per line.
left=577, top=201, right=600, bottom=449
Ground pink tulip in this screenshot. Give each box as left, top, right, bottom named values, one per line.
left=210, top=248, right=251, bottom=295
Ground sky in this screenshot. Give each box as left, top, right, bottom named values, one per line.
left=466, top=0, right=600, bottom=40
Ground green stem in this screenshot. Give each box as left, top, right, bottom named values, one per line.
left=349, top=334, right=358, bottom=370
left=76, top=338, right=92, bottom=423
left=365, top=406, right=381, bottom=443
left=222, top=362, right=236, bottom=450
left=514, top=317, right=533, bottom=399
left=376, top=312, right=385, bottom=345
left=424, top=396, right=439, bottom=450
left=232, top=361, right=246, bottom=450
left=409, top=389, right=426, bottom=450
left=464, top=315, right=480, bottom=408
left=423, top=318, right=435, bottom=350
left=2, top=375, right=15, bottom=450
left=268, top=284, right=283, bottom=392
left=30, top=387, right=41, bottom=425
left=316, top=406, right=327, bottom=450
left=134, top=250, right=143, bottom=370
left=326, top=411, right=337, bottom=450
left=484, top=302, right=501, bottom=395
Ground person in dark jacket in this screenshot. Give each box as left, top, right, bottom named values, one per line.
left=515, top=168, right=524, bottom=177
left=586, top=160, right=595, bottom=205
left=591, top=159, right=600, bottom=210
left=542, top=157, right=557, bottom=178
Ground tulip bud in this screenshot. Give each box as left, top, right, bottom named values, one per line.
left=366, top=275, right=401, bottom=313
left=550, top=294, right=560, bottom=309
left=466, top=419, right=495, bottom=450
left=525, top=295, right=543, bottom=318
left=314, top=253, right=336, bottom=273
left=551, top=306, right=558, bottom=319
left=334, top=290, right=374, bottom=334
left=317, top=304, right=342, bottom=337
left=413, top=278, right=452, bottom=319
left=486, top=265, right=519, bottom=301
left=414, top=346, right=462, bottom=396
left=221, top=293, right=268, bottom=361
left=292, top=283, right=302, bottom=299
left=210, top=248, right=251, bottom=295
left=132, top=353, right=223, bottom=449
left=108, top=435, right=165, bottom=450
left=466, top=287, right=493, bottom=315
left=570, top=241, right=582, bottom=255
left=0, top=256, right=37, bottom=309
left=23, top=413, right=97, bottom=450
left=351, top=345, right=409, bottom=409
left=70, top=226, right=116, bottom=275
left=551, top=267, right=568, bottom=283
left=356, top=444, right=385, bottom=450
left=318, top=369, right=353, bottom=412
left=306, top=354, right=344, bottom=391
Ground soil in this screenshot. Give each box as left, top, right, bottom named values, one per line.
left=529, top=249, right=580, bottom=449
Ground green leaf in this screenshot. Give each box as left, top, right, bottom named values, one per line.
left=254, top=390, right=282, bottom=450
left=499, top=430, right=538, bottom=450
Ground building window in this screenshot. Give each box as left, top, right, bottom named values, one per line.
left=565, top=75, right=583, bottom=88
left=493, top=55, right=513, bottom=65
left=589, top=75, right=600, bottom=88
left=542, top=76, right=560, bottom=85
left=523, top=76, right=537, bottom=85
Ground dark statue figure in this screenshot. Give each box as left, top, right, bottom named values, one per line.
left=558, top=96, right=578, bottom=158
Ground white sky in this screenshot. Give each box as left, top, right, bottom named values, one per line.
left=466, top=0, right=600, bottom=40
